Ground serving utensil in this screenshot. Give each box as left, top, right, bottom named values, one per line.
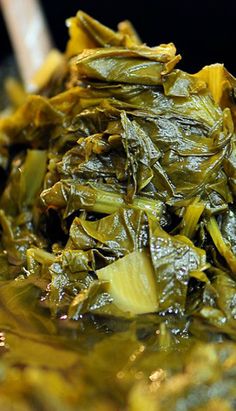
left=1, top=0, right=53, bottom=89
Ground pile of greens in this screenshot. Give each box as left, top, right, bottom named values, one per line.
left=0, top=10, right=236, bottom=410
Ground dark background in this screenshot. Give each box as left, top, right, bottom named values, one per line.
left=0, top=0, right=236, bottom=75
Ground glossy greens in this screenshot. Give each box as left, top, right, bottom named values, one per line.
left=0, top=10, right=236, bottom=411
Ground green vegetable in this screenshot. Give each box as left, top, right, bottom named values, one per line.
left=0, top=9, right=236, bottom=411
left=41, top=181, right=164, bottom=217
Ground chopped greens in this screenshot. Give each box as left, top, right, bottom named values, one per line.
left=0, top=9, right=236, bottom=410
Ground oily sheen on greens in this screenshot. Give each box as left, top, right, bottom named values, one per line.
left=0, top=10, right=236, bottom=411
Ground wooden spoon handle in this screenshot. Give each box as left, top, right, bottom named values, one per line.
left=1, top=0, right=53, bottom=88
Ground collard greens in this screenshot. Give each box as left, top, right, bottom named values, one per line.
left=0, top=10, right=236, bottom=411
